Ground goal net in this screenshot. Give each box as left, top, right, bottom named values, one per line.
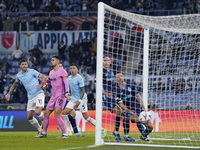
left=95, top=2, right=200, bottom=149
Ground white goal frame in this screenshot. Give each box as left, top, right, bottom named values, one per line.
left=95, top=2, right=200, bottom=149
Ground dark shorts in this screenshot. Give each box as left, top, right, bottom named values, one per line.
left=103, top=96, right=117, bottom=112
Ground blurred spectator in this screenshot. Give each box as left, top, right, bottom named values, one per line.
left=3, top=17, right=13, bottom=31
left=81, top=38, right=91, bottom=55
left=52, top=2, right=61, bottom=16
left=113, top=0, right=126, bottom=10
left=52, top=17, right=62, bottom=30
left=92, top=37, right=97, bottom=52
left=81, top=69, right=92, bottom=93
left=58, top=41, right=66, bottom=61
left=19, top=3, right=28, bottom=13
left=12, top=86, right=20, bottom=103
left=182, top=0, right=192, bottom=14
left=0, top=16, right=4, bottom=31
left=19, top=16, right=29, bottom=31
left=81, top=17, right=93, bottom=30
left=12, top=17, right=20, bottom=32
left=28, top=45, right=43, bottom=62
left=137, top=79, right=143, bottom=92
left=37, top=54, right=47, bottom=67
left=79, top=53, right=90, bottom=67
left=87, top=89, right=95, bottom=110
left=0, top=70, right=5, bottom=94
left=65, top=18, right=76, bottom=30
left=9, top=1, right=19, bottom=13
left=185, top=103, right=193, bottom=110
left=42, top=17, right=52, bottom=30
left=3, top=83, right=13, bottom=101
left=12, top=45, right=23, bottom=60
left=30, top=17, right=41, bottom=31
left=67, top=43, right=76, bottom=64
left=24, top=0, right=41, bottom=11
left=80, top=0, right=90, bottom=11
left=0, top=1, right=6, bottom=13
left=175, top=79, right=185, bottom=94
left=91, top=0, right=98, bottom=11
left=43, top=3, right=53, bottom=13
left=20, top=84, right=28, bottom=103
left=4, top=74, right=14, bottom=87
left=0, top=57, right=12, bottom=74
left=148, top=100, right=156, bottom=110
left=190, top=0, right=199, bottom=13
left=45, top=91, right=50, bottom=103
left=88, top=52, right=96, bottom=73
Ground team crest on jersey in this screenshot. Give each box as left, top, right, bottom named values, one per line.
left=1, top=33, right=14, bottom=49
left=128, top=87, right=131, bottom=92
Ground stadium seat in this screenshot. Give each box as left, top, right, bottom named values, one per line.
left=25, top=54, right=30, bottom=60
left=61, top=10, right=67, bottom=16
left=0, top=54, right=5, bottom=61
left=43, top=54, right=49, bottom=60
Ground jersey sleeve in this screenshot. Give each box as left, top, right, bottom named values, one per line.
left=16, top=74, right=20, bottom=82
left=60, top=68, right=68, bottom=77
left=31, top=69, right=40, bottom=77
left=131, top=84, right=139, bottom=95
left=78, top=75, right=85, bottom=88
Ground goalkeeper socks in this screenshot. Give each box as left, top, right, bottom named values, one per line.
left=55, top=116, right=67, bottom=134
left=62, top=115, right=71, bottom=132
left=43, top=114, right=50, bottom=132
left=38, top=112, right=44, bottom=120
left=86, top=117, right=96, bottom=126
left=136, top=122, right=148, bottom=138
left=123, top=119, right=130, bottom=136
left=29, top=117, right=40, bottom=131
left=146, top=128, right=153, bottom=135
left=68, top=114, right=78, bottom=133
left=115, top=116, right=121, bottom=132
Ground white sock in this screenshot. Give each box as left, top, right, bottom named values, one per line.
left=86, top=117, right=96, bottom=126
left=38, top=112, right=44, bottom=121
left=62, top=115, right=71, bottom=132
left=29, top=117, right=40, bottom=131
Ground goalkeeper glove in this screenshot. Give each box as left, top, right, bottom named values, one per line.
left=65, top=92, right=72, bottom=101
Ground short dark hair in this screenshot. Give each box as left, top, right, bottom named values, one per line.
left=19, top=59, right=27, bottom=65
left=52, top=56, right=61, bottom=61
left=70, top=63, right=79, bottom=69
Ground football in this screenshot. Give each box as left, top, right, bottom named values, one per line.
left=139, top=111, right=151, bottom=124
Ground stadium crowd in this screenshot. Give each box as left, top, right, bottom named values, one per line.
left=0, top=0, right=200, bottom=110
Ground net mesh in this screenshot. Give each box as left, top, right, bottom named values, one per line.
left=99, top=3, right=200, bottom=148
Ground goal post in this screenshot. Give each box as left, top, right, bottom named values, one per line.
left=96, top=2, right=200, bottom=148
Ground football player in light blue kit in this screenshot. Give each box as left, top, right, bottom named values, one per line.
left=62, top=64, right=106, bottom=137
left=5, top=59, right=47, bottom=136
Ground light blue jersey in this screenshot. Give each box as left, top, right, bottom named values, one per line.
left=16, top=68, right=44, bottom=100
left=68, top=74, right=87, bottom=102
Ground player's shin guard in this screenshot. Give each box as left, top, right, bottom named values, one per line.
left=29, top=117, right=40, bottom=131
left=62, top=115, right=71, bottom=132
left=43, top=114, right=50, bottom=133
left=115, top=116, right=121, bottom=132
left=86, top=117, right=96, bottom=126
left=136, top=122, right=148, bottom=138
left=123, top=118, right=129, bottom=136
left=38, top=112, right=44, bottom=120
left=55, top=116, right=67, bottom=134
left=68, top=114, right=78, bottom=133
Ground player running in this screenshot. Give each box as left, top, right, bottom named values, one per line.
left=115, top=71, right=154, bottom=143
left=35, top=56, right=70, bottom=138
left=5, top=59, right=46, bottom=136
left=62, top=64, right=107, bottom=137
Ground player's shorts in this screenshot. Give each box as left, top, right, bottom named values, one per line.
left=103, top=96, right=117, bottom=112
left=66, top=100, right=88, bottom=113
left=46, top=95, right=67, bottom=110
left=27, top=93, right=45, bottom=111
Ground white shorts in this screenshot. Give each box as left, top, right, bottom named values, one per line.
left=66, top=100, right=88, bottom=113
left=27, top=93, right=45, bottom=111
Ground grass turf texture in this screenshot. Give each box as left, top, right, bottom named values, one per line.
left=0, top=132, right=198, bottom=150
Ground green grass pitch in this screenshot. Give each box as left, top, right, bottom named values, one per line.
left=0, top=131, right=198, bottom=150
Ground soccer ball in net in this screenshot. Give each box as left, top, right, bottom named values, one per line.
left=139, top=111, right=151, bottom=124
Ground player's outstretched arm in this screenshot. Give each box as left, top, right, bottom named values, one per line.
left=136, top=93, right=147, bottom=111
left=5, top=80, right=19, bottom=101
left=37, top=73, right=47, bottom=90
